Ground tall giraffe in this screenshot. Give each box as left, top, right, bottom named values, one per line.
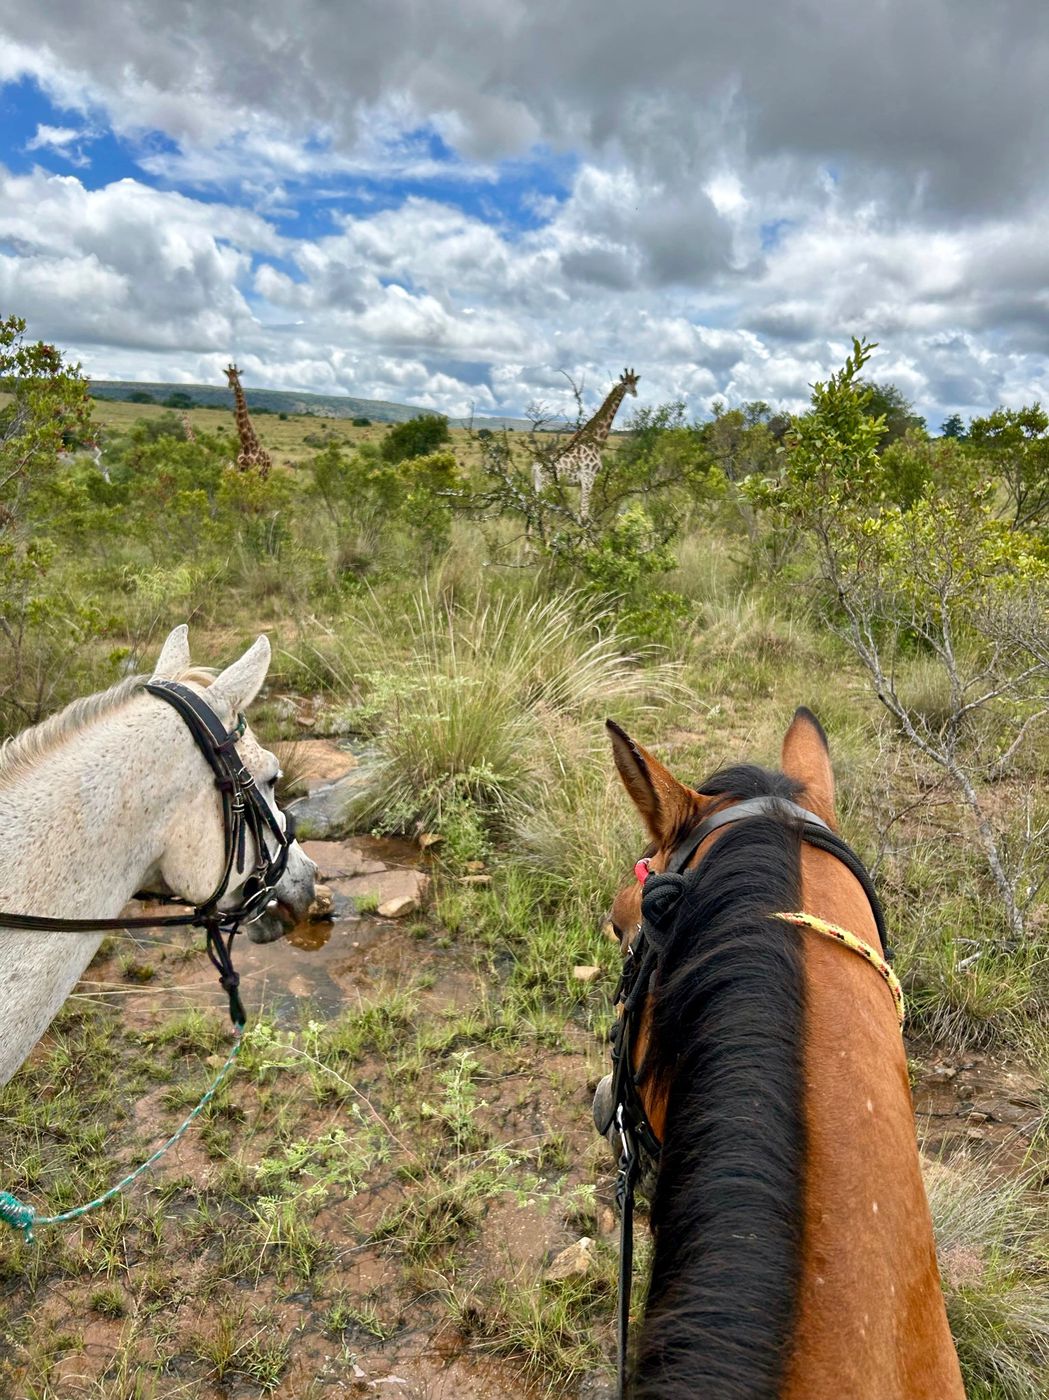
left=224, top=364, right=272, bottom=478
left=180, top=411, right=196, bottom=443
left=534, top=368, right=639, bottom=519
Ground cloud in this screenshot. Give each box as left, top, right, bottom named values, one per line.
left=24, top=121, right=92, bottom=167
left=1, top=3, right=1048, bottom=425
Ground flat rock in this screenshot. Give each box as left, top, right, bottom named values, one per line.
left=294, top=738, right=359, bottom=786
left=301, top=839, right=387, bottom=880
left=573, top=965, right=602, bottom=983
left=331, top=868, right=430, bottom=909
left=546, top=1237, right=594, bottom=1281
left=377, top=895, right=418, bottom=919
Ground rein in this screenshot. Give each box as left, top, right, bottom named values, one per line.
left=600, top=795, right=897, bottom=1397
left=0, top=680, right=296, bottom=1241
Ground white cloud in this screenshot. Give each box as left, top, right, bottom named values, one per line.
left=2, top=3, right=1049, bottom=425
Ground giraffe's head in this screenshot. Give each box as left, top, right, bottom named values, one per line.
left=225, top=364, right=241, bottom=389
left=620, top=368, right=640, bottom=396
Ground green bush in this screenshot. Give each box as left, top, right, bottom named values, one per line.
left=381, top=413, right=450, bottom=464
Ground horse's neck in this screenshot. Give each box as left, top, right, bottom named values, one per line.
left=0, top=698, right=189, bottom=1085
left=0, top=698, right=178, bottom=911
left=785, top=847, right=964, bottom=1400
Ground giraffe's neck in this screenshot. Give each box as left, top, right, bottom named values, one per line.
left=233, top=388, right=261, bottom=454
left=558, top=381, right=629, bottom=458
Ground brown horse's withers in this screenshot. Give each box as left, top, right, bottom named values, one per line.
left=600, top=708, right=964, bottom=1400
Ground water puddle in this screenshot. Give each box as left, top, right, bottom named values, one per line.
left=91, top=835, right=440, bottom=1029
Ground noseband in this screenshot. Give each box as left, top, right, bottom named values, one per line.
left=0, top=679, right=297, bottom=1029
left=598, top=794, right=893, bottom=1397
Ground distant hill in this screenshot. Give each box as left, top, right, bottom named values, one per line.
left=86, top=379, right=538, bottom=431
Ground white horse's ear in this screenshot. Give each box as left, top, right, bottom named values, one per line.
left=152, top=624, right=191, bottom=679
left=209, top=636, right=271, bottom=713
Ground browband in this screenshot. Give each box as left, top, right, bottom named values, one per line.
left=667, top=796, right=831, bottom=874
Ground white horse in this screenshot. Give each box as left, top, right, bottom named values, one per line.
left=0, top=624, right=316, bottom=1086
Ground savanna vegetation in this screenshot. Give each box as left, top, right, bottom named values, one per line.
left=0, top=315, right=1047, bottom=1397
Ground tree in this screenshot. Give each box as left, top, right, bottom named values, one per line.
left=859, top=380, right=927, bottom=448
left=380, top=413, right=450, bottom=465
left=162, top=390, right=195, bottom=409
left=0, top=313, right=95, bottom=728
left=940, top=413, right=966, bottom=439
left=967, top=404, right=1049, bottom=530
left=745, top=339, right=1049, bottom=938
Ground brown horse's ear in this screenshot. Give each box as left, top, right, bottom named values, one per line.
left=606, top=719, right=699, bottom=845
left=781, top=707, right=838, bottom=830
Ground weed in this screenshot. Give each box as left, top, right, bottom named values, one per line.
left=89, top=1284, right=127, bottom=1318
left=324, top=1295, right=395, bottom=1341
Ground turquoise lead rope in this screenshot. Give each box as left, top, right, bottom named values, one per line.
left=0, top=1027, right=242, bottom=1243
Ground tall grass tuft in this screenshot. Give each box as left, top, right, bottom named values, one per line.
left=925, top=1153, right=1049, bottom=1399
left=332, top=589, right=680, bottom=852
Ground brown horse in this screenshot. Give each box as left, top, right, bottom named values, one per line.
left=595, top=708, right=964, bottom=1400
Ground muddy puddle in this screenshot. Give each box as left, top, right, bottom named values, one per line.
left=112, top=834, right=443, bottom=1028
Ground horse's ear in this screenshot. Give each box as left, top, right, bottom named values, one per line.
left=152, top=624, right=191, bottom=679
left=781, top=707, right=838, bottom=830
left=209, top=636, right=271, bottom=714
left=607, top=719, right=698, bottom=845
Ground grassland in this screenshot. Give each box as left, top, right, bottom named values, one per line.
left=0, top=395, right=1046, bottom=1397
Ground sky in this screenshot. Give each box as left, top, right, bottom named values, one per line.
left=1, top=2, right=1048, bottom=426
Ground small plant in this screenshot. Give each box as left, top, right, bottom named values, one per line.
left=89, top=1284, right=127, bottom=1318
left=323, top=1296, right=394, bottom=1341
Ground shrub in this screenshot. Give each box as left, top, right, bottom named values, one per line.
left=381, top=413, right=450, bottom=464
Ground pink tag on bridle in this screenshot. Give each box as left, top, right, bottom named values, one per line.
left=634, top=858, right=650, bottom=884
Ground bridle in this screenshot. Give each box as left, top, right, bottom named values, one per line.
left=0, top=679, right=297, bottom=1030
left=597, top=793, right=893, bottom=1398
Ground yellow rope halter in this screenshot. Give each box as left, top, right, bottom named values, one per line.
left=772, top=911, right=905, bottom=1029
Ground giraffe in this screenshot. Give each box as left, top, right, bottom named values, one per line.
left=224, top=364, right=272, bottom=478
left=180, top=411, right=196, bottom=443
left=534, top=368, right=639, bottom=519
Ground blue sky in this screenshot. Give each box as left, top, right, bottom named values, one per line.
left=1, top=3, right=1048, bottom=424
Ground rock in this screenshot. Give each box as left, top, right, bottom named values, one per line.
left=460, top=874, right=492, bottom=885
left=546, top=1237, right=594, bottom=1281
left=464, top=860, right=487, bottom=874
left=307, top=884, right=334, bottom=920
left=301, top=840, right=387, bottom=881
left=966, top=1128, right=987, bottom=1141
left=286, top=766, right=376, bottom=839
left=573, top=965, right=602, bottom=983
left=599, top=1208, right=616, bottom=1236
left=295, top=738, right=359, bottom=786
left=967, top=1111, right=989, bottom=1124
left=418, top=832, right=443, bottom=849
left=928, top=1063, right=957, bottom=1082
left=377, top=895, right=418, bottom=919
left=334, top=868, right=430, bottom=909
left=287, top=975, right=312, bottom=998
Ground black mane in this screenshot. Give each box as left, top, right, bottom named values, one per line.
left=631, top=763, right=807, bottom=1399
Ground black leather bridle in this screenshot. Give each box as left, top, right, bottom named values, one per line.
left=0, top=680, right=297, bottom=1029
left=597, top=794, right=890, bottom=1397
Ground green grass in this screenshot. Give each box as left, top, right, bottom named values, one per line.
left=927, top=1154, right=1049, bottom=1399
